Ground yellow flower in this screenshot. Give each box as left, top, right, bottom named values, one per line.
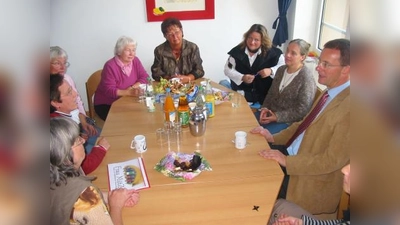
left=153, top=7, right=165, bottom=16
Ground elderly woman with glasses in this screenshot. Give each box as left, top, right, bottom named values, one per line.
left=151, top=17, right=204, bottom=84
left=94, top=36, right=149, bottom=121
left=50, top=117, right=140, bottom=225
left=50, top=46, right=99, bottom=138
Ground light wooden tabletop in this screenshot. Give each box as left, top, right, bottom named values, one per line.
left=91, top=79, right=283, bottom=225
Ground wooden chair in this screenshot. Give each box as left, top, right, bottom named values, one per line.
left=337, top=191, right=350, bottom=219
left=85, top=69, right=102, bottom=119
left=314, top=87, right=323, bottom=104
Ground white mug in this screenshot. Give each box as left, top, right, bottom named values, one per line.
left=235, top=131, right=247, bottom=149
left=130, top=135, right=147, bottom=153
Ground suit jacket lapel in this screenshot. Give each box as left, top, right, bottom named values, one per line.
left=312, top=87, right=350, bottom=124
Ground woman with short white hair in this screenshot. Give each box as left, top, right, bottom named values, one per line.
left=94, top=36, right=149, bottom=120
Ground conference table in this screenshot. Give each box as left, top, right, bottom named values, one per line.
left=91, top=79, right=283, bottom=224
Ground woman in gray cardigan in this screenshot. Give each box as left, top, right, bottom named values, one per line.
left=254, top=39, right=316, bottom=134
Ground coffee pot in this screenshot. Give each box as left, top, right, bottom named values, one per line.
left=189, top=106, right=207, bottom=136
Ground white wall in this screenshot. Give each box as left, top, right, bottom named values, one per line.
left=50, top=0, right=287, bottom=111
left=50, top=0, right=316, bottom=111
left=290, top=0, right=322, bottom=52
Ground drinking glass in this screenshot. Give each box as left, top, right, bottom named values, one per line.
left=231, top=93, right=241, bottom=108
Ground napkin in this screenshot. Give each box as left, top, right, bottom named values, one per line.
left=154, top=151, right=212, bottom=181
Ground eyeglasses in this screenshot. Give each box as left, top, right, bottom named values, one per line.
left=62, top=86, right=74, bottom=97
left=316, top=60, right=344, bottom=69
left=72, top=136, right=85, bottom=148
left=51, top=61, right=70, bottom=68
left=247, top=37, right=261, bottom=43
left=124, top=48, right=136, bottom=53
left=166, top=29, right=182, bottom=38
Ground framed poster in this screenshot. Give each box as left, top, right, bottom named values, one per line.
left=146, top=0, right=215, bottom=22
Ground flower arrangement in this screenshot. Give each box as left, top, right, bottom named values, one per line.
left=154, top=77, right=195, bottom=94
left=154, top=151, right=212, bottom=181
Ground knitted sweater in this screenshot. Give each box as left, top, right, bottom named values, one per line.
left=262, top=65, right=316, bottom=123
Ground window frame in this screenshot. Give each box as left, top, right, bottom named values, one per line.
left=316, top=0, right=350, bottom=51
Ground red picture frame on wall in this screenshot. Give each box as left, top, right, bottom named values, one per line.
left=146, top=0, right=215, bottom=22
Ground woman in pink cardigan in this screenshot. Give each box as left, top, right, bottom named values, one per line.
left=94, top=36, right=149, bottom=120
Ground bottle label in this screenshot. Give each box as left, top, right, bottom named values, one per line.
left=205, top=102, right=214, bottom=117
left=146, top=96, right=155, bottom=112
left=179, top=111, right=189, bottom=126
left=166, top=112, right=176, bottom=122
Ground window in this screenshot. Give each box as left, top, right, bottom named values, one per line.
left=317, top=0, right=350, bottom=50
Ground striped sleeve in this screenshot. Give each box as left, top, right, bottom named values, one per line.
left=302, top=215, right=350, bottom=225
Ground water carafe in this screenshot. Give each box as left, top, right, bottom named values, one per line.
left=189, top=106, right=207, bottom=136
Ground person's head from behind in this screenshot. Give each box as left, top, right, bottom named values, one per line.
left=241, top=24, right=272, bottom=56
left=114, top=36, right=137, bottom=64
left=161, top=17, right=183, bottom=46
left=285, top=39, right=310, bottom=68
left=50, top=117, right=86, bottom=187
left=50, top=74, right=78, bottom=114
left=316, top=38, right=350, bottom=89
left=50, top=46, right=70, bottom=75
left=341, top=164, right=350, bottom=194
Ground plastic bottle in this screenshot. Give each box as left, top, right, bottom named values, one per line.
left=178, top=92, right=189, bottom=128
left=195, top=85, right=207, bottom=119
left=164, top=88, right=176, bottom=122
left=195, top=85, right=206, bottom=108
left=145, top=77, right=155, bottom=112
left=205, top=79, right=215, bottom=118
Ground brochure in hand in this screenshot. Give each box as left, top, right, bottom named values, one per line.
left=107, top=157, right=150, bottom=191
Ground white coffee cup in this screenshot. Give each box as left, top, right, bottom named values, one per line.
left=235, top=131, right=247, bottom=149
left=130, top=135, right=147, bottom=153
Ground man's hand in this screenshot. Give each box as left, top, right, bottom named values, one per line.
left=259, top=149, right=287, bottom=167
left=250, top=126, right=274, bottom=143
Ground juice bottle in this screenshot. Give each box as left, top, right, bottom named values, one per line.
left=164, top=88, right=176, bottom=122
left=205, top=79, right=215, bottom=118
left=178, top=92, right=189, bottom=128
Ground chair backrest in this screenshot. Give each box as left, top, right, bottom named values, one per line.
left=85, top=69, right=102, bottom=118
left=337, top=190, right=350, bottom=219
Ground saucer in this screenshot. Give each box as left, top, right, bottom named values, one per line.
left=231, top=140, right=250, bottom=146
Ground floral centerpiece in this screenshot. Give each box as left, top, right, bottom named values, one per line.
left=154, top=151, right=212, bottom=181
left=213, top=88, right=234, bottom=105
left=154, top=77, right=198, bottom=102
